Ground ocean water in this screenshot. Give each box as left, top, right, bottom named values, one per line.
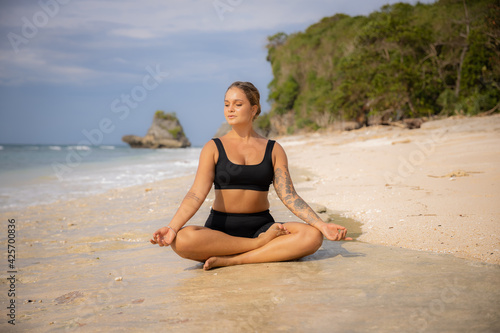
left=0, top=144, right=200, bottom=211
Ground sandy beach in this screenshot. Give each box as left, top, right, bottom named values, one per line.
left=1, top=114, right=499, bottom=332
left=281, top=114, right=500, bottom=264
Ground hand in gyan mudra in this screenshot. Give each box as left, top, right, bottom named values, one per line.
left=150, top=226, right=177, bottom=246
left=320, top=223, right=353, bottom=241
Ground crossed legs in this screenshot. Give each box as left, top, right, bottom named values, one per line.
left=171, top=222, right=323, bottom=270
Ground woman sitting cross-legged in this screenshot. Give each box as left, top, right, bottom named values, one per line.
left=150, top=81, right=351, bottom=270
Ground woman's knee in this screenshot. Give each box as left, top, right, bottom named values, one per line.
left=171, top=226, right=201, bottom=258
left=302, top=225, right=323, bottom=253
left=287, top=223, right=323, bottom=254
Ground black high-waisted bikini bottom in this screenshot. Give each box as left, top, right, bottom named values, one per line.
left=204, top=209, right=277, bottom=238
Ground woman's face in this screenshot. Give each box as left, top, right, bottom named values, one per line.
left=224, top=87, right=257, bottom=125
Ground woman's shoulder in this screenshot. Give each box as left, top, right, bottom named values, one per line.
left=270, top=140, right=286, bottom=158
left=270, top=139, right=283, bottom=149
left=197, top=139, right=219, bottom=165
left=198, top=139, right=218, bottom=157
left=203, top=139, right=218, bottom=150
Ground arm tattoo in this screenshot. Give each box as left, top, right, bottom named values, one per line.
left=293, top=198, right=307, bottom=210
left=274, top=166, right=322, bottom=227
left=185, top=191, right=201, bottom=203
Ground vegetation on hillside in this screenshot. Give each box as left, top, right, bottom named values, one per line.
left=265, top=0, right=499, bottom=133
left=155, top=110, right=178, bottom=121
left=154, top=111, right=185, bottom=139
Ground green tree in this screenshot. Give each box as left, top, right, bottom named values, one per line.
left=265, top=0, right=499, bottom=133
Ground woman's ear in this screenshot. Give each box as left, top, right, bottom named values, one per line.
left=251, top=105, right=258, bottom=118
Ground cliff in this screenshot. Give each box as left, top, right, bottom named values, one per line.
left=122, top=111, right=191, bottom=148
left=265, top=1, right=499, bottom=134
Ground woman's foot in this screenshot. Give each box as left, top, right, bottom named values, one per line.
left=256, top=223, right=289, bottom=247
left=203, top=255, right=236, bottom=270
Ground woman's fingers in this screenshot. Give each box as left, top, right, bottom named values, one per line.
left=339, top=229, right=346, bottom=239
left=337, top=228, right=352, bottom=241
left=339, top=229, right=348, bottom=240
left=156, top=234, right=165, bottom=246
left=160, top=235, right=167, bottom=246
left=150, top=228, right=176, bottom=247
left=150, top=232, right=159, bottom=244
left=324, top=224, right=351, bottom=241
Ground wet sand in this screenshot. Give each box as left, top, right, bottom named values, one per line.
left=6, top=241, right=500, bottom=332
left=1, top=115, right=499, bottom=332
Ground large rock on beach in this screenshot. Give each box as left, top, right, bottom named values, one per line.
left=122, top=111, right=191, bottom=148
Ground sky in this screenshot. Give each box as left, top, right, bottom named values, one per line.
left=0, top=0, right=436, bottom=147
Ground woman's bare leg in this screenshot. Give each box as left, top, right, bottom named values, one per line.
left=203, top=222, right=323, bottom=270
left=171, top=223, right=289, bottom=261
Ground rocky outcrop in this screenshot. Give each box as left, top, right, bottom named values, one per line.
left=213, top=122, right=232, bottom=138
left=122, top=111, right=191, bottom=148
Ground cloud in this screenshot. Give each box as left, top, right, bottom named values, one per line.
left=0, top=0, right=436, bottom=86
left=2, top=0, right=432, bottom=40
left=0, top=44, right=141, bottom=86
left=110, top=28, right=158, bottom=39
left=30, top=0, right=328, bottom=35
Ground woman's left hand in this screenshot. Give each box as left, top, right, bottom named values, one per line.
left=319, top=222, right=353, bottom=241
left=150, top=226, right=177, bottom=247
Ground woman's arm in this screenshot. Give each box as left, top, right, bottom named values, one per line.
left=272, top=143, right=351, bottom=241
left=151, top=140, right=216, bottom=246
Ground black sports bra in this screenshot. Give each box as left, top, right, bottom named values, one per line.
left=212, top=138, right=275, bottom=191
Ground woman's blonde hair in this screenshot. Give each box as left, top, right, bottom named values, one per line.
left=226, top=81, right=261, bottom=120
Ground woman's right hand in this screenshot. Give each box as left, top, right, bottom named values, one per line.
left=150, top=226, right=177, bottom=247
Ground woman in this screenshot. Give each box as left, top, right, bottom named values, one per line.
left=151, top=81, right=351, bottom=270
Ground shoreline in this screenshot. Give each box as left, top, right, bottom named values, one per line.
left=0, top=145, right=201, bottom=212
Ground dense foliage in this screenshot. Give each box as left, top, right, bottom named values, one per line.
left=265, top=0, right=499, bottom=132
